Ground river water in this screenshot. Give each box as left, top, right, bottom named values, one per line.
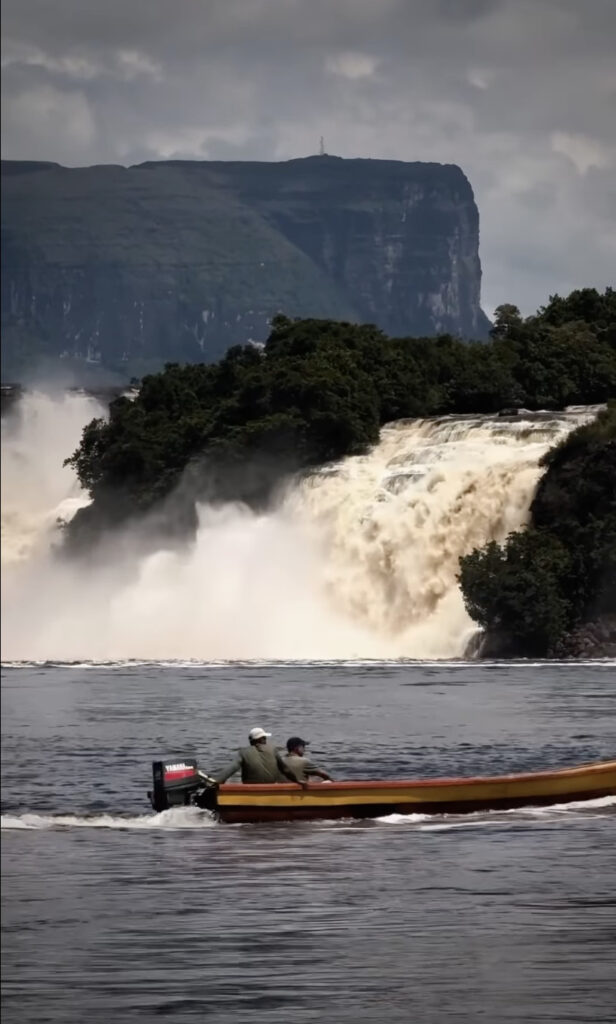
left=1, top=661, right=615, bottom=1023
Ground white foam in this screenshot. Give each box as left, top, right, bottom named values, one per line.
left=375, top=812, right=432, bottom=824
left=2, top=658, right=615, bottom=670
left=511, top=794, right=616, bottom=814
left=377, top=795, right=616, bottom=830
left=1, top=393, right=602, bottom=661
left=0, top=807, right=217, bottom=831
left=2, top=796, right=613, bottom=833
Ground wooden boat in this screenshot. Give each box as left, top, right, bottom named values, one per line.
left=150, top=757, right=616, bottom=824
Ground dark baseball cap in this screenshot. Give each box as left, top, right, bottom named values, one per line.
left=286, top=736, right=309, bottom=751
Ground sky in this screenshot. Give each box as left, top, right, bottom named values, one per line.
left=2, top=0, right=615, bottom=316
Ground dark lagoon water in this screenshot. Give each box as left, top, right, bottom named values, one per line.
left=1, top=661, right=615, bottom=1023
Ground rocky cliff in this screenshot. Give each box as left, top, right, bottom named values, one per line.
left=1, top=156, right=490, bottom=379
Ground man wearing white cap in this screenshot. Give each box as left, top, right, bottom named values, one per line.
left=214, top=727, right=302, bottom=785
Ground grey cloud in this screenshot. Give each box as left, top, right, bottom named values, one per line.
left=1, top=0, right=615, bottom=315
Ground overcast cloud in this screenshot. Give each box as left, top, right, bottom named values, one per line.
left=2, top=0, right=615, bottom=315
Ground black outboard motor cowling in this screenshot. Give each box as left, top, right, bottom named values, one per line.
left=150, top=757, right=202, bottom=812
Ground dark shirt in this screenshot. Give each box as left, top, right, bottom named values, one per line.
left=215, top=744, right=297, bottom=784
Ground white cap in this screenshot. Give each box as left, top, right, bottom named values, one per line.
left=249, top=727, right=271, bottom=741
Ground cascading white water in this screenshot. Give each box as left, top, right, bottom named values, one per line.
left=1, top=390, right=102, bottom=566
left=286, top=412, right=600, bottom=657
left=0, top=392, right=600, bottom=662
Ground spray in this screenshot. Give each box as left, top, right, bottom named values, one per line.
left=1, top=393, right=599, bottom=661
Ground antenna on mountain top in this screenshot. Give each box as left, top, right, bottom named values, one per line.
left=319, top=136, right=325, bottom=156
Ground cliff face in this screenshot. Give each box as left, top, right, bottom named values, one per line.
left=1, top=156, right=490, bottom=378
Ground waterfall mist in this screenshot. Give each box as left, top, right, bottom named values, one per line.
left=1, top=391, right=599, bottom=662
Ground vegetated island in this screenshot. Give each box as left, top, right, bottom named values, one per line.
left=65, top=287, right=616, bottom=658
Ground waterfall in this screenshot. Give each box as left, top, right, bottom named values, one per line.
left=1, top=390, right=101, bottom=566
left=1, top=391, right=599, bottom=661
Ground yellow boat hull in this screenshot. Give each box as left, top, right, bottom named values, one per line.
left=215, top=759, right=616, bottom=823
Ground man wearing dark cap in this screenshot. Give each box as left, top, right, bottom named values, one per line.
left=282, top=737, right=333, bottom=783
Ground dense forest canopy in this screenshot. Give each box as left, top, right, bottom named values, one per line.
left=67, top=287, right=616, bottom=516
left=65, top=287, right=616, bottom=656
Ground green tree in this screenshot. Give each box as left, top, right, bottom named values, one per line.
left=64, top=287, right=616, bottom=583
left=459, top=530, right=572, bottom=655
left=459, top=402, right=616, bottom=655
left=490, top=304, right=522, bottom=340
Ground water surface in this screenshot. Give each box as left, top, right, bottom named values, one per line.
left=2, top=661, right=615, bottom=1023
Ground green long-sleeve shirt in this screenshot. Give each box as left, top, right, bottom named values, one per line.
left=215, top=744, right=299, bottom=784
left=282, top=753, right=328, bottom=782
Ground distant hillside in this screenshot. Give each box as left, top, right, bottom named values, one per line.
left=1, top=156, right=490, bottom=379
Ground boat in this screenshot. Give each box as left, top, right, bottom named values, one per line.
left=148, top=756, right=616, bottom=824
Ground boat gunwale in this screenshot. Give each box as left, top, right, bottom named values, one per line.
left=218, top=758, right=616, bottom=796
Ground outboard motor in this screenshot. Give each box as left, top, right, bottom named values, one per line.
left=149, top=757, right=203, bottom=812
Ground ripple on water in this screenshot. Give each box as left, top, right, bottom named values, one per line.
left=1, top=663, right=615, bottom=1024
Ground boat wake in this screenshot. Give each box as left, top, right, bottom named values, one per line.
left=0, top=807, right=217, bottom=831
left=2, top=796, right=614, bottom=832
left=377, top=794, right=616, bottom=829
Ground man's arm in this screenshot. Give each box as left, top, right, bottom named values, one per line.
left=213, top=754, right=242, bottom=785
left=304, top=759, right=333, bottom=782
left=308, top=768, right=333, bottom=781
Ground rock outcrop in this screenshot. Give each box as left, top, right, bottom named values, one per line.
left=552, top=616, right=616, bottom=659
left=470, top=619, right=616, bottom=660
left=1, top=156, right=489, bottom=378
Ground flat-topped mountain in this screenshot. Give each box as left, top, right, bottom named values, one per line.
left=1, top=156, right=490, bottom=378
